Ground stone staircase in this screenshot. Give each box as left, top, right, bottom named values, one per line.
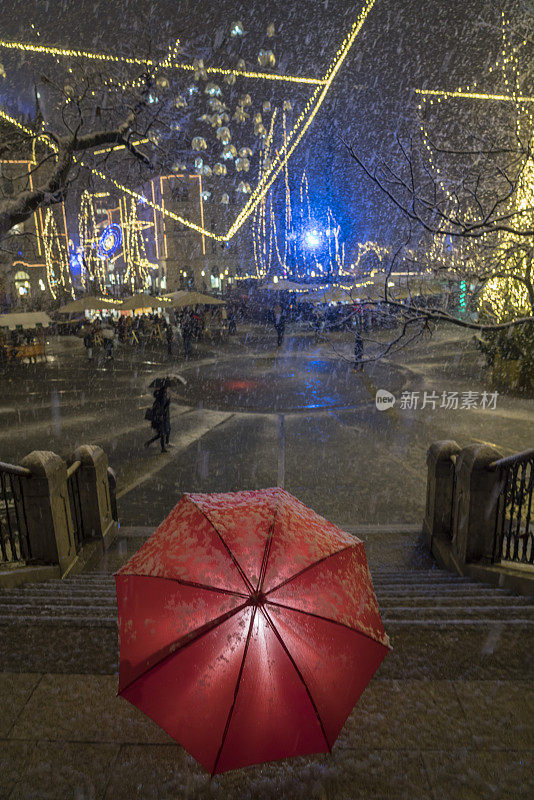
left=1, top=568, right=532, bottom=627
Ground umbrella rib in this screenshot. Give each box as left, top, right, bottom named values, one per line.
left=264, top=543, right=357, bottom=598
left=211, top=606, right=257, bottom=777
left=117, top=572, right=249, bottom=599
left=261, top=605, right=332, bottom=754
left=187, top=497, right=255, bottom=593
left=118, top=601, right=249, bottom=697
left=265, top=598, right=390, bottom=650
left=256, top=488, right=283, bottom=592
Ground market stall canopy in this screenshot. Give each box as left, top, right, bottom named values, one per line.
left=261, top=279, right=305, bottom=292
left=57, top=296, right=118, bottom=313
left=0, top=311, right=52, bottom=330
left=299, top=286, right=356, bottom=304
left=120, top=294, right=172, bottom=311
left=164, top=291, right=225, bottom=308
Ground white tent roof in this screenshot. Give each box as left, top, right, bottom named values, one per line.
left=0, top=312, right=52, bottom=330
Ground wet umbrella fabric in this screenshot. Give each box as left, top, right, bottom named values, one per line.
left=115, top=488, right=390, bottom=775
left=148, top=375, right=187, bottom=389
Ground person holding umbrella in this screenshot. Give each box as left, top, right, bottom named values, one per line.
left=144, top=376, right=186, bottom=453
left=144, top=379, right=172, bottom=453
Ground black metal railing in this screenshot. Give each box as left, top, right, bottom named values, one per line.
left=0, top=461, right=32, bottom=563
left=66, top=460, right=85, bottom=551
left=489, top=449, right=534, bottom=566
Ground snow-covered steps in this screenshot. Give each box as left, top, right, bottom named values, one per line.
left=0, top=569, right=532, bottom=628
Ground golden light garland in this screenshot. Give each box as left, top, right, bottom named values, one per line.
left=0, top=1, right=376, bottom=253
left=42, top=207, right=73, bottom=298
left=417, top=11, right=533, bottom=322
left=415, top=88, right=534, bottom=103
left=0, top=38, right=325, bottom=85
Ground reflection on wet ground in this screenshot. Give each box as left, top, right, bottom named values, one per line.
left=173, top=355, right=408, bottom=412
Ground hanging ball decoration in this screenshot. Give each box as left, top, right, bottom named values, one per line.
left=210, top=114, right=222, bottom=128
left=201, top=190, right=212, bottom=201
left=194, top=156, right=204, bottom=171
left=263, top=157, right=272, bottom=169
left=172, top=162, right=186, bottom=173
left=239, top=147, right=253, bottom=158
left=0, top=64, right=6, bottom=78
left=208, top=98, right=225, bottom=112
left=216, top=126, right=232, bottom=144
left=174, top=95, right=187, bottom=109
left=266, top=23, right=275, bottom=37
left=213, top=162, right=227, bottom=176
left=254, top=123, right=267, bottom=138
left=283, top=100, right=292, bottom=112
left=237, top=59, right=246, bottom=70
left=192, top=136, right=207, bottom=150
left=193, top=59, right=208, bottom=81
left=220, top=112, right=230, bottom=124
left=233, top=107, right=249, bottom=123
left=239, top=94, right=252, bottom=107
left=221, top=193, right=230, bottom=205
left=225, top=72, right=237, bottom=86
left=171, top=121, right=181, bottom=131
left=199, top=113, right=211, bottom=124
left=263, top=101, right=271, bottom=113
left=202, top=165, right=213, bottom=177
left=64, top=84, right=75, bottom=98
left=258, top=50, right=276, bottom=68
left=235, top=157, right=250, bottom=173
left=205, top=82, right=222, bottom=97
left=156, top=75, right=169, bottom=90
left=253, top=112, right=263, bottom=125
left=222, top=144, right=237, bottom=160
left=237, top=181, right=252, bottom=194
left=231, top=21, right=244, bottom=37
left=148, top=131, right=160, bottom=145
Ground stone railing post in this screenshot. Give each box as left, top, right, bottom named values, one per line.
left=19, top=450, right=77, bottom=575
left=73, top=445, right=118, bottom=549
left=423, top=440, right=461, bottom=548
left=452, top=443, right=504, bottom=564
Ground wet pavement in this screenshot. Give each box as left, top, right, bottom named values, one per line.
left=1, top=322, right=533, bottom=530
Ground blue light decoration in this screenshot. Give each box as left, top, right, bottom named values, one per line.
left=97, top=224, right=123, bottom=260
left=69, top=242, right=84, bottom=277
left=305, top=229, right=321, bottom=248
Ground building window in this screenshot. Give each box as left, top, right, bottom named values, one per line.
left=14, top=270, right=31, bottom=296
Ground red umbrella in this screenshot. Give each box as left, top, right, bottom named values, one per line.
left=115, top=488, right=390, bottom=775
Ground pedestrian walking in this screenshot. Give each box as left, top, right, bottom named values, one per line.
left=181, top=313, right=194, bottom=359
left=144, top=380, right=172, bottom=453
left=353, top=329, right=364, bottom=371
left=166, top=323, right=174, bottom=356
left=273, top=303, right=285, bottom=347
left=228, top=304, right=237, bottom=335
left=83, top=327, right=94, bottom=361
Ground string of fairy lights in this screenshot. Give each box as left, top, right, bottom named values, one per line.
left=3, top=1, right=530, bottom=308
left=0, top=1, right=379, bottom=296
left=416, top=10, right=533, bottom=322
left=0, top=1, right=376, bottom=248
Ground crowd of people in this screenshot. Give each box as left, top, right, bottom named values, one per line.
left=79, top=305, right=235, bottom=363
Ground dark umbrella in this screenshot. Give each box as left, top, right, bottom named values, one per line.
left=148, top=374, right=187, bottom=389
